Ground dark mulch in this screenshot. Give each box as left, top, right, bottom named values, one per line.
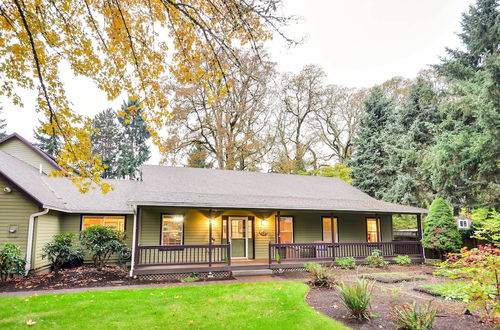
left=0, top=266, right=169, bottom=292
left=306, top=285, right=491, bottom=330
left=360, top=272, right=427, bottom=283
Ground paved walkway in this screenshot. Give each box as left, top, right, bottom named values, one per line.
left=0, top=275, right=296, bottom=297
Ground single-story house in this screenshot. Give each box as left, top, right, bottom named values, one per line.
left=0, top=133, right=427, bottom=277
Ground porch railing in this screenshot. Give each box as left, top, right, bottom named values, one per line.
left=136, top=244, right=231, bottom=267
left=269, top=241, right=422, bottom=264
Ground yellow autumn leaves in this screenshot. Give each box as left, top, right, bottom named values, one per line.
left=0, top=0, right=282, bottom=192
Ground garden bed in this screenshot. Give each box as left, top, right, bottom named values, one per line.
left=360, top=272, right=427, bottom=283
left=306, top=284, right=489, bottom=329
left=0, top=266, right=214, bottom=292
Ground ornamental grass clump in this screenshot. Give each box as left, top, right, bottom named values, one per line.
left=392, top=301, right=437, bottom=330
left=336, top=279, right=374, bottom=320
left=304, top=262, right=337, bottom=288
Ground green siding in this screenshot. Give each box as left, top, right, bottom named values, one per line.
left=138, top=207, right=395, bottom=260
left=0, top=138, right=58, bottom=174
left=0, top=176, right=38, bottom=256
left=58, top=213, right=133, bottom=263
left=32, top=211, right=62, bottom=270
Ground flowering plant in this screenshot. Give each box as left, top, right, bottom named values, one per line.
left=435, top=245, right=499, bottom=323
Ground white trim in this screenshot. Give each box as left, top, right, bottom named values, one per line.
left=160, top=214, right=184, bottom=246
left=25, top=208, right=50, bottom=275
left=129, top=205, right=137, bottom=277
left=228, top=216, right=250, bottom=259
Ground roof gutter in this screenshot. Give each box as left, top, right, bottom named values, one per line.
left=25, top=208, right=50, bottom=275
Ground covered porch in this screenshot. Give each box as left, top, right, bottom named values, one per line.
left=130, top=206, right=424, bottom=276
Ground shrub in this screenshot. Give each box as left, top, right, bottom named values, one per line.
left=392, top=301, right=437, bottom=330
left=304, top=262, right=321, bottom=272
left=433, top=245, right=500, bottom=322
left=0, top=243, right=25, bottom=281
left=42, top=233, right=84, bottom=273
left=80, top=226, right=126, bottom=271
left=365, top=249, right=388, bottom=268
left=471, top=210, right=500, bottom=246
left=304, top=262, right=337, bottom=288
left=393, top=255, right=412, bottom=265
left=181, top=273, right=199, bottom=283
left=336, top=279, right=374, bottom=320
left=337, top=257, right=356, bottom=269
left=421, top=198, right=462, bottom=258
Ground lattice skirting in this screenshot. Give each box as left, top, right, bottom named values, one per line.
left=272, top=267, right=305, bottom=274
left=137, top=271, right=231, bottom=281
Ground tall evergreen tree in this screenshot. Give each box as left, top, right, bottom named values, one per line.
left=33, top=119, right=62, bottom=157
left=382, top=76, right=443, bottom=207
left=429, top=0, right=500, bottom=211
left=117, top=98, right=151, bottom=179
left=349, top=87, right=394, bottom=199
left=91, top=109, right=122, bottom=179
left=436, top=0, right=499, bottom=79
left=0, top=105, right=6, bottom=138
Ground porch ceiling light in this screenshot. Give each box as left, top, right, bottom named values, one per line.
left=209, top=219, right=216, bottom=225
left=261, top=219, right=268, bottom=226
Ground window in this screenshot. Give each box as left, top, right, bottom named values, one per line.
left=162, top=215, right=184, bottom=245
left=322, top=217, right=338, bottom=243
left=82, top=215, right=125, bottom=231
left=276, top=216, right=293, bottom=243
left=366, top=218, right=380, bottom=242
left=458, top=220, right=468, bottom=228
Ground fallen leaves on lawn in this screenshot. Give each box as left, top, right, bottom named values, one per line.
left=26, top=319, right=37, bottom=326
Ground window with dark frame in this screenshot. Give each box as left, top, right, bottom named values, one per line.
left=322, top=217, right=338, bottom=243
left=82, top=215, right=125, bottom=231
left=161, top=214, right=184, bottom=246
left=366, top=217, right=380, bottom=242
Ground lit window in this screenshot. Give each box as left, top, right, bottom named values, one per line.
left=322, top=217, right=338, bottom=243
left=276, top=216, right=293, bottom=243
left=366, top=218, right=380, bottom=242
left=82, top=215, right=125, bottom=231
left=162, top=215, right=184, bottom=245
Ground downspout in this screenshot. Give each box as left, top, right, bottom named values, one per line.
left=129, top=205, right=138, bottom=277
left=25, top=208, right=50, bottom=275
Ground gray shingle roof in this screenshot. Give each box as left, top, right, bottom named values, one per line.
left=0, top=152, right=427, bottom=214
left=130, top=165, right=427, bottom=213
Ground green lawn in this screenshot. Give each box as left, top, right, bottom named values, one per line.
left=0, top=282, right=348, bottom=329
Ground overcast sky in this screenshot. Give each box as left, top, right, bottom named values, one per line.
left=1, top=0, right=473, bottom=164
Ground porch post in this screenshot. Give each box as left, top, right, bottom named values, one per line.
left=330, top=212, right=335, bottom=261
left=226, top=214, right=231, bottom=266
left=130, top=205, right=140, bottom=277
left=276, top=210, right=281, bottom=244
left=208, top=209, right=213, bottom=267
left=416, top=213, right=423, bottom=240
left=416, top=213, right=425, bottom=260
left=277, top=210, right=281, bottom=264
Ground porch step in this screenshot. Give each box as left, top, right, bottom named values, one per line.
left=232, top=269, right=273, bottom=277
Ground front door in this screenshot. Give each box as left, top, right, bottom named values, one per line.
left=225, top=216, right=254, bottom=259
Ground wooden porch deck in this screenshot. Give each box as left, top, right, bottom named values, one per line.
left=132, top=254, right=424, bottom=276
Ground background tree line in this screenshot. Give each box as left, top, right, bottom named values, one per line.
left=27, top=0, right=497, bottom=214
left=34, top=98, right=150, bottom=180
